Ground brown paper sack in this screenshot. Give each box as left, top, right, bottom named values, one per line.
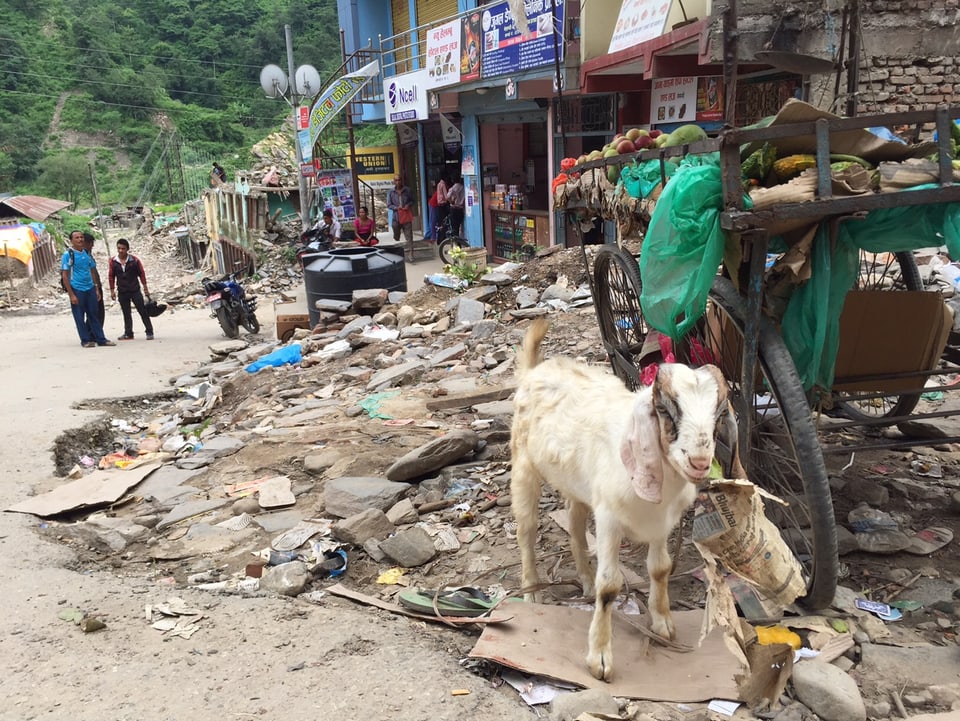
left=692, top=479, right=807, bottom=609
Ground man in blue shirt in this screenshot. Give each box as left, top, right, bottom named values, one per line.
left=61, top=230, right=115, bottom=348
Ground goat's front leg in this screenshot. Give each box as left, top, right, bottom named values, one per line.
left=586, top=509, right=622, bottom=681
left=646, top=537, right=676, bottom=640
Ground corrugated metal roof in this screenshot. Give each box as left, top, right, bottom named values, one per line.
left=0, top=195, right=73, bottom=221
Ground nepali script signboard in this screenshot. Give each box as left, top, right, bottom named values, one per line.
left=480, top=0, right=565, bottom=80
left=608, top=0, right=671, bottom=54
left=299, top=61, right=379, bottom=158
left=427, top=19, right=461, bottom=89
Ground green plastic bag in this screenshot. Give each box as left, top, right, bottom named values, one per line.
left=620, top=158, right=677, bottom=200
left=640, top=155, right=744, bottom=340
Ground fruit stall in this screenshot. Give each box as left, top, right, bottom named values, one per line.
left=553, top=99, right=960, bottom=613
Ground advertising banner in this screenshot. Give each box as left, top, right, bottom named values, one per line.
left=460, top=11, right=482, bottom=83
left=650, top=76, right=696, bottom=124
left=650, top=76, right=726, bottom=124
left=385, top=69, right=429, bottom=124
left=347, top=146, right=399, bottom=190
left=305, top=60, right=379, bottom=149
left=480, top=0, right=565, bottom=80
left=426, top=19, right=462, bottom=89
left=608, top=0, right=671, bottom=54
left=315, top=169, right=356, bottom=223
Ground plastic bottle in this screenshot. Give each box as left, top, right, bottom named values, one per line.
left=847, top=502, right=899, bottom=533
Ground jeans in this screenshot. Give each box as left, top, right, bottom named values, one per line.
left=426, top=205, right=438, bottom=241
left=119, top=289, right=154, bottom=337
left=70, top=286, right=108, bottom=345
left=450, top=207, right=465, bottom=238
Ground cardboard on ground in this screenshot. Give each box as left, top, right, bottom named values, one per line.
left=7, top=462, right=162, bottom=517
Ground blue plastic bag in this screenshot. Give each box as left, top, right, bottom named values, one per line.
left=245, top=343, right=302, bottom=373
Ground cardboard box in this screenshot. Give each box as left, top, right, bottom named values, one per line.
left=833, top=290, right=952, bottom=393
left=275, top=313, right=311, bottom=342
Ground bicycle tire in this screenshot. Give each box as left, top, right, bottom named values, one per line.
left=677, top=277, right=838, bottom=609
left=835, top=250, right=923, bottom=422
left=438, top=236, right=468, bottom=266
left=593, top=246, right=647, bottom=390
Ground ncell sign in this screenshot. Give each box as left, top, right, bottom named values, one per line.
left=384, top=70, right=429, bottom=125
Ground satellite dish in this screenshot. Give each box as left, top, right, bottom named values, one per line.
left=260, top=64, right=288, bottom=98
left=295, top=65, right=322, bottom=98
left=753, top=51, right=836, bottom=75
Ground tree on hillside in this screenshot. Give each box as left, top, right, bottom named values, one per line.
left=38, top=154, right=91, bottom=208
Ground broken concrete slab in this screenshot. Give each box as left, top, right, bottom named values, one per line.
left=430, top=343, right=467, bottom=367
left=315, top=298, right=353, bottom=313
left=473, top=400, right=514, bottom=417
left=365, top=360, right=425, bottom=391
left=456, top=297, right=485, bottom=326
left=386, top=498, right=418, bottom=525
left=425, top=386, right=515, bottom=411
left=210, top=339, right=248, bottom=356
left=515, top=287, right=539, bottom=308
left=253, top=509, right=306, bottom=534
left=136, top=466, right=204, bottom=503
left=324, top=476, right=412, bottom=518
left=386, top=429, right=480, bottom=482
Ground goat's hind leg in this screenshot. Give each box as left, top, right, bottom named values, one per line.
left=567, top=500, right=595, bottom=596
left=586, top=510, right=623, bottom=682
left=510, top=454, right=545, bottom=602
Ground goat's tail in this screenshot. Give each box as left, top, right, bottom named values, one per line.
left=517, top=318, right=549, bottom=378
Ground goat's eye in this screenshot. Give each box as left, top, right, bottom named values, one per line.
left=655, top=403, right=670, bottom=417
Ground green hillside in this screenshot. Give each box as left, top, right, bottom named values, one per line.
left=0, top=0, right=344, bottom=209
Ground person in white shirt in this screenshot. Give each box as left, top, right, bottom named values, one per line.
left=447, top=176, right=466, bottom=238
left=313, top=209, right=341, bottom=243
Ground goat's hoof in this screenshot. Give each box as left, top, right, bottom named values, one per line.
left=586, top=649, right=613, bottom=682
left=650, top=615, right=677, bottom=642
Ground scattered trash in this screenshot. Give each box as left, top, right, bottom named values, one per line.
left=847, top=503, right=899, bottom=533
left=424, top=273, right=468, bottom=289
left=500, top=669, right=571, bottom=706
left=216, top=512, right=253, bottom=531
left=910, top=458, right=943, bottom=478
left=904, top=526, right=953, bottom=555
left=377, top=567, right=405, bottom=585
left=754, top=625, right=802, bottom=649
left=358, top=390, right=400, bottom=420
left=707, top=700, right=741, bottom=717
left=268, top=549, right=300, bottom=566
left=312, top=549, right=348, bottom=579
left=361, top=325, right=401, bottom=341
left=223, top=478, right=268, bottom=498
left=398, top=587, right=498, bottom=618
left=271, top=519, right=332, bottom=551
left=855, top=598, right=903, bottom=622
left=245, top=343, right=302, bottom=373
left=146, top=597, right=206, bottom=638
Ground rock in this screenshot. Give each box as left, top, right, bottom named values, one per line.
left=336, top=315, right=373, bottom=339
left=791, top=661, right=866, bottom=721
left=508, top=307, right=549, bottom=319
left=470, top=319, right=498, bottom=341
left=541, top=284, right=575, bottom=302
left=397, top=305, right=417, bottom=328
left=315, top=298, right=352, bottom=313
left=479, top=272, right=513, bottom=286
left=386, top=498, right=418, bottom=525
left=209, top=339, right=248, bottom=356
left=473, top=400, right=513, bottom=417
left=252, top=509, right=305, bottom=533
left=929, top=684, right=960, bottom=707
left=373, top=311, right=397, bottom=326
left=462, top=285, right=497, bottom=302
left=85, top=515, right=149, bottom=542
left=55, top=522, right=133, bottom=553
left=387, top=291, right=406, bottom=305
left=352, top=287, right=387, bottom=312
left=515, top=287, right=539, bottom=308
left=363, top=537, right=386, bottom=562
left=378, top=526, right=437, bottom=567
left=549, top=688, right=619, bottom=721
left=430, top=343, right=467, bottom=367
left=332, top=508, right=394, bottom=545
left=399, top=325, right=423, bottom=339
left=455, top=297, right=485, bottom=326
left=365, top=360, right=425, bottom=390
left=303, top=448, right=344, bottom=475
left=897, top=420, right=948, bottom=439
left=260, top=561, right=309, bottom=596
left=842, top=476, right=889, bottom=507
left=232, top=497, right=261, bottom=515
left=863, top=699, right=891, bottom=719
left=324, top=476, right=412, bottom=518
left=386, top=429, right=481, bottom=481
left=836, top=524, right=860, bottom=556
left=257, top=475, right=295, bottom=508
left=772, top=701, right=812, bottom=721
left=193, top=434, right=245, bottom=459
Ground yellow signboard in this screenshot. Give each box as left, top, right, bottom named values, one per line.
left=347, top=146, right=399, bottom=190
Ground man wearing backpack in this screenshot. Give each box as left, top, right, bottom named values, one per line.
left=62, top=230, right=115, bottom=348
left=108, top=238, right=154, bottom=340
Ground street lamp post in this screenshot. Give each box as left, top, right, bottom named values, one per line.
left=259, top=25, right=321, bottom=229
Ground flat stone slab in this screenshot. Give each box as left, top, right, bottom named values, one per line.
left=137, top=467, right=204, bottom=503
left=253, top=509, right=306, bottom=534
left=324, top=476, right=412, bottom=518
left=386, top=429, right=480, bottom=482
left=157, top=498, right=231, bottom=531
left=366, top=360, right=425, bottom=391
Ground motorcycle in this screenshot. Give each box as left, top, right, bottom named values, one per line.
left=294, top=225, right=334, bottom=268
left=202, top=273, right=260, bottom=338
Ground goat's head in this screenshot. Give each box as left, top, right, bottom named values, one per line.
left=621, top=364, right=738, bottom=499
left=653, top=363, right=734, bottom=481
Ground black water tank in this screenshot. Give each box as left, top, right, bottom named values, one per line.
left=304, top=247, right=408, bottom=326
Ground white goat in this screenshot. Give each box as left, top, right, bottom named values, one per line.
left=510, top=319, right=740, bottom=681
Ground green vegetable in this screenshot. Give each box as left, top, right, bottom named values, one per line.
left=741, top=142, right=777, bottom=181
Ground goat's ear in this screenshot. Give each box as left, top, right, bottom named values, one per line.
left=619, top=397, right=664, bottom=503
left=716, top=400, right=746, bottom=478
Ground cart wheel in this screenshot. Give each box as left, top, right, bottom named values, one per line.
left=677, top=277, right=838, bottom=610
left=594, top=246, right=647, bottom=390
left=834, top=250, right=923, bottom=422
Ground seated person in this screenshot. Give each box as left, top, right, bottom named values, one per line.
left=353, top=206, right=378, bottom=246
left=313, top=209, right=341, bottom=243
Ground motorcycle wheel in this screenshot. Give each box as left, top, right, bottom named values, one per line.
left=216, top=306, right=240, bottom=339
left=241, top=308, right=260, bottom=334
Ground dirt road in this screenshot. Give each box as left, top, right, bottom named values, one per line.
left=0, top=299, right=522, bottom=721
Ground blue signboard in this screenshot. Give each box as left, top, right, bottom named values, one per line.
left=480, top=0, right=565, bottom=80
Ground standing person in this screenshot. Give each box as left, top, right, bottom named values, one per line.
left=425, top=182, right=439, bottom=242
left=109, top=238, right=154, bottom=340
left=387, top=176, right=415, bottom=262
left=62, top=230, right=115, bottom=348
left=353, top=206, right=378, bottom=246
left=435, top=173, right=450, bottom=241
left=82, top=232, right=105, bottom=331
left=447, top=176, right=466, bottom=239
